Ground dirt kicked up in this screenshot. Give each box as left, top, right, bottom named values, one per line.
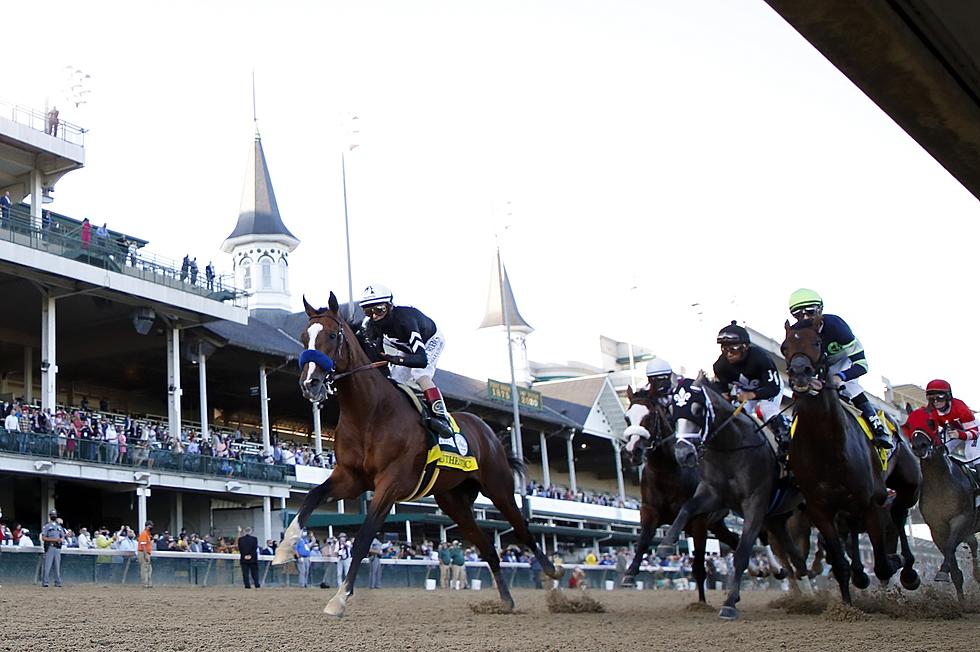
left=0, top=586, right=976, bottom=652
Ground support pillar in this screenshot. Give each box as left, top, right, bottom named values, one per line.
left=565, top=431, right=578, bottom=494
left=612, top=439, right=625, bottom=504
left=405, top=519, right=412, bottom=544
left=198, top=349, right=209, bottom=441
left=29, top=169, right=42, bottom=229
left=312, top=402, right=322, bottom=455
left=137, top=487, right=149, bottom=529
left=40, top=293, right=58, bottom=413
left=259, top=363, right=271, bottom=453
left=23, top=348, right=33, bottom=405
left=539, top=431, right=551, bottom=488
left=166, top=326, right=182, bottom=439
left=175, top=492, right=184, bottom=534
left=263, top=496, right=272, bottom=545
left=42, top=479, right=55, bottom=524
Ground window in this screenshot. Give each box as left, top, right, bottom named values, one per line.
left=241, top=259, right=252, bottom=290
left=278, top=259, right=288, bottom=292
left=259, top=257, right=273, bottom=290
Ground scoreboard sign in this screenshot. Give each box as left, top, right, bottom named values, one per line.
left=487, top=379, right=542, bottom=410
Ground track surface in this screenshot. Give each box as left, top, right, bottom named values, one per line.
left=0, top=586, right=976, bottom=651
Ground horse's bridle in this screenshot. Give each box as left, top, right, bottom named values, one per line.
left=641, top=402, right=675, bottom=453
left=303, top=314, right=385, bottom=397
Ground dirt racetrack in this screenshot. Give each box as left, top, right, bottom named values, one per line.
left=0, top=585, right=976, bottom=652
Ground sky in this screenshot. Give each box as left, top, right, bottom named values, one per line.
left=4, top=0, right=979, bottom=403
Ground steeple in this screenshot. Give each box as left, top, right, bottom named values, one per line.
left=480, top=259, right=533, bottom=333
left=221, top=131, right=299, bottom=315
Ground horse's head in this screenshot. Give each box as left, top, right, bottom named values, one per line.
left=622, top=386, right=672, bottom=466
left=669, top=377, right=712, bottom=468
left=298, top=292, right=355, bottom=403
left=902, top=407, right=941, bottom=459
left=781, top=319, right=824, bottom=394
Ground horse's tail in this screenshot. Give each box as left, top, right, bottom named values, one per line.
left=506, top=454, right=527, bottom=481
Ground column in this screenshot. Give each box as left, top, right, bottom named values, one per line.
left=565, top=431, right=578, bottom=494
left=259, top=363, right=271, bottom=453
left=40, top=293, right=57, bottom=412
left=539, top=431, right=551, bottom=488
left=312, top=402, right=323, bottom=455
left=405, top=520, right=412, bottom=544
left=612, top=439, right=626, bottom=503
left=42, top=479, right=55, bottom=524
left=175, top=492, right=184, bottom=533
left=263, top=496, right=272, bottom=544
left=29, top=169, right=42, bottom=229
left=198, top=349, right=209, bottom=441
left=23, top=348, right=33, bottom=405
left=137, top=487, right=149, bottom=528
left=166, top=326, right=182, bottom=439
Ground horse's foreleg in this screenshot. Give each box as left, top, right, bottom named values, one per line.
left=810, top=510, right=852, bottom=604
left=656, top=489, right=720, bottom=558
left=622, top=504, right=659, bottom=587
left=967, top=534, right=980, bottom=584
left=766, top=517, right=812, bottom=594
left=719, top=496, right=767, bottom=620
left=324, top=482, right=397, bottom=618
left=489, top=491, right=562, bottom=581
left=845, top=520, right=870, bottom=590
left=892, top=504, right=919, bottom=590
left=863, top=505, right=900, bottom=583
left=687, top=517, right=709, bottom=603
left=273, top=467, right=364, bottom=566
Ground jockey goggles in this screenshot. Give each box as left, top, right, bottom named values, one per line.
left=791, top=306, right=821, bottom=320
left=720, top=343, right=747, bottom=354
left=363, top=304, right=389, bottom=317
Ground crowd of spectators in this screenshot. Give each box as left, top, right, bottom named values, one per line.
left=525, top=480, right=641, bottom=510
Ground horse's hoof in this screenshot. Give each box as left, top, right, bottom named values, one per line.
left=852, top=572, right=870, bottom=590
left=934, top=571, right=951, bottom=583
left=772, top=568, right=787, bottom=581
left=271, top=549, right=293, bottom=566
left=888, top=554, right=903, bottom=575
left=719, top=606, right=738, bottom=620
left=621, top=576, right=636, bottom=588
left=900, top=568, right=920, bottom=591
left=550, top=565, right=566, bottom=580
left=323, top=595, right=348, bottom=618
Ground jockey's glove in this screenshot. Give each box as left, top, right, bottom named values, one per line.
left=830, top=373, right=846, bottom=388
left=381, top=353, right=406, bottom=366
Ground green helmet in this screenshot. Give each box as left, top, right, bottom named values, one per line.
left=788, top=288, right=823, bottom=314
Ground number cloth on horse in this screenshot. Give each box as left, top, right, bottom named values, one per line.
left=789, top=408, right=895, bottom=472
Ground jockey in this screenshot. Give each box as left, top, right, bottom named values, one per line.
left=924, top=379, right=979, bottom=463
left=788, top=288, right=892, bottom=449
left=358, top=284, right=455, bottom=439
left=713, top=321, right=790, bottom=449
left=643, top=358, right=674, bottom=404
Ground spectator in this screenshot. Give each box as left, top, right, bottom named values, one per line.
left=438, top=541, right=452, bottom=589
left=569, top=566, right=588, bottom=589
left=96, top=222, right=109, bottom=248
left=137, top=521, right=153, bottom=588
left=189, top=257, right=199, bottom=285
left=205, top=261, right=215, bottom=291
left=335, top=532, right=352, bottom=588
left=450, top=540, right=467, bottom=589
left=180, top=254, right=190, bottom=282
left=237, top=526, right=260, bottom=589
left=81, top=218, right=92, bottom=249
left=529, top=549, right=543, bottom=589
left=46, top=107, right=59, bottom=136
left=18, top=528, right=35, bottom=547
left=368, top=534, right=383, bottom=589
left=41, top=509, right=66, bottom=587
left=0, top=190, right=11, bottom=228
left=76, top=527, right=93, bottom=550
left=295, top=531, right=312, bottom=588
left=104, top=420, right=119, bottom=464
left=584, top=550, right=598, bottom=565
left=260, top=539, right=275, bottom=556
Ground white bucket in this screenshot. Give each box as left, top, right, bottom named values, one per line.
left=635, top=581, right=644, bottom=590
left=425, top=579, right=437, bottom=591
left=604, top=580, right=614, bottom=591
left=470, top=579, right=482, bottom=591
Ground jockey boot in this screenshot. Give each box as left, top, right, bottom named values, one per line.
left=423, top=387, right=456, bottom=439
left=769, top=415, right=792, bottom=475
left=857, top=402, right=893, bottom=450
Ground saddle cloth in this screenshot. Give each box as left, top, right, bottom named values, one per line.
left=392, top=382, right=479, bottom=502
left=789, top=409, right=894, bottom=473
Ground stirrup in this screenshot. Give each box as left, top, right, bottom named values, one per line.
left=429, top=416, right=455, bottom=438
left=873, top=434, right=893, bottom=450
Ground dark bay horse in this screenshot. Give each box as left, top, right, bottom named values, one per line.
left=904, top=408, right=980, bottom=600
left=781, top=320, right=915, bottom=604
left=272, top=293, right=562, bottom=617
left=620, top=386, right=739, bottom=602
left=655, top=377, right=809, bottom=620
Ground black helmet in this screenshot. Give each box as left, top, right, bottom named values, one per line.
left=717, top=320, right=750, bottom=345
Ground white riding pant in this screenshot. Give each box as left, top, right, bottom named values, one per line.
left=388, top=330, right=445, bottom=387
left=945, top=437, right=980, bottom=463
left=827, top=357, right=863, bottom=400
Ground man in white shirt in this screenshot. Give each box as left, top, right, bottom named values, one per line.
left=76, top=527, right=94, bottom=549
left=18, top=529, right=35, bottom=547
left=104, top=422, right=119, bottom=464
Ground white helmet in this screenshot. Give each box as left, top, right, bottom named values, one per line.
left=645, top=358, right=672, bottom=377
left=359, top=284, right=393, bottom=307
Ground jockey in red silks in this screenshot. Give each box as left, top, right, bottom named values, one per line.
left=357, top=284, right=455, bottom=439
left=924, top=379, right=979, bottom=464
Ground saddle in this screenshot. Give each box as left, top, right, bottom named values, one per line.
left=390, top=381, right=479, bottom=502
left=789, top=408, right=895, bottom=473
left=949, top=457, right=980, bottom=500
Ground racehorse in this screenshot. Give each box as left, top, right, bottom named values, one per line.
left=904, top=407, right=980, bottom=600
left=273, top=293, right=563, bottom=617
left=781, top=319, right=909, bottom=604
left=620, top=386, right=739, bottom=602
left=655, top=377, right=809, bottom=620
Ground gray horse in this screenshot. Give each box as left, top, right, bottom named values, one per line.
left=904, top=407, right=980, bottom=600
left=656, top=377, right=808, bottom=620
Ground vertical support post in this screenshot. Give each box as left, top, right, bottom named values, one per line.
left=405, top=519, right=412, bottom=544
left=263, top=496, right=272, bottom=545
left=539, top=431, right=551, bottom=489
left=312, top=403, right=323, bottom=455
left=175, top=492, right=184, bottom=533
left=137, top=487, right=148, bottom=529
left=612, top=439, right=625, bottom=504
left=40, top=293, right=57, bottom=412
left=198, top=349, right=209, bottom=441
left=565, top=431, right=578, bottom=494
left=259, top=363, right=271, bottom=454
left=29, top=169, right=42, bottom=229
left=166, top=326, right=182, bottom=440
left=42, top=479, right=55, bottom=524
left=23, top=348, right=33, bottom=405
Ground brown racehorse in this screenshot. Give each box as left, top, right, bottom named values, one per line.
left=272, top=293, right=563, bottom=617
left=620, top=386, right=739, bottom=602
left=781, top=319, right=908, bottom=604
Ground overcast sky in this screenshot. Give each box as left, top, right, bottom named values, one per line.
left=4, top=1, right=979, bottom=403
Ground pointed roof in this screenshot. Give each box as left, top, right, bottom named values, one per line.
left=221, top=134, right=299, bottom=253
left=479, top=257, right=533, bottom=333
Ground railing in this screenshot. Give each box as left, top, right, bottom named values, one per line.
left=0, top=204, right=246, bottom=305
left=0, top=429, right=289, bottom=484
left=0, top=546, right=719, bottom=590
left=0, top=100, right=86, bottom=147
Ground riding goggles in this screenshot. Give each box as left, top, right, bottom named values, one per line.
left=791, top=307, right=821, bottom=320
left=363, top=305, right=388, bottom=317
